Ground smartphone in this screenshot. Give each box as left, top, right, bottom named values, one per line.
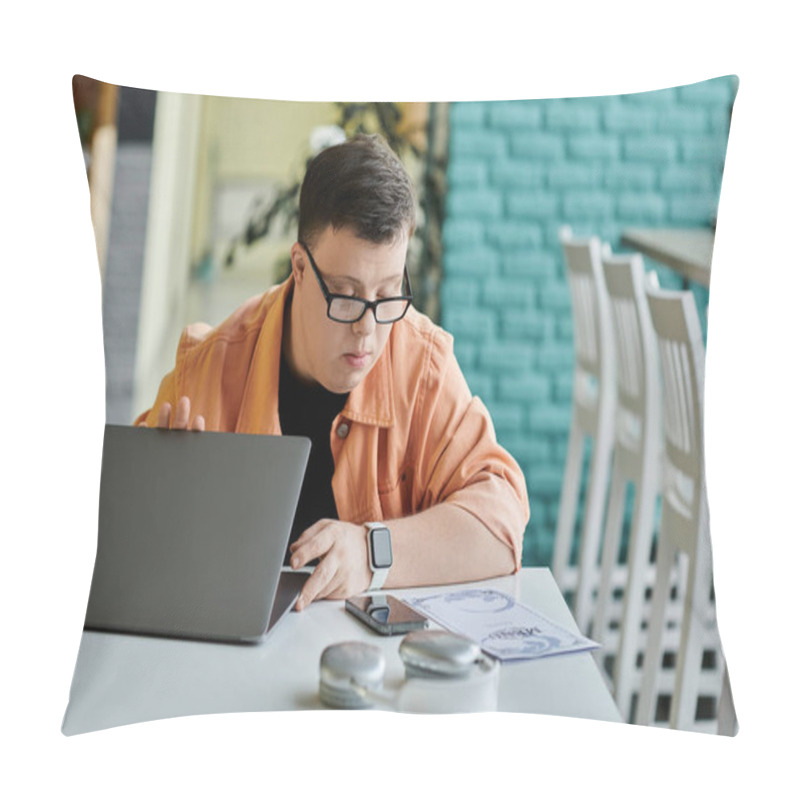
left=345, top=594, right=429, bottom=636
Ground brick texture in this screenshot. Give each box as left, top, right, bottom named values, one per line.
left=440, top=76, right=736, bottom=565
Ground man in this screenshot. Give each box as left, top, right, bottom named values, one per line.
left=137, top=133, right=529, bottom=610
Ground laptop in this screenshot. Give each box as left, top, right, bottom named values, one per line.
left=84, top=424, right=311, bottom=644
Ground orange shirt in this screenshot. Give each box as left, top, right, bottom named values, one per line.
left=136, top=279, right=530, bottom=567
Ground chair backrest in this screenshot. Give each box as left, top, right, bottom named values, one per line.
left=559, top=226, right=616, bottom=421
left=601, top=252, right=661, bottom=460
left=554, top=227, right=617, bottom=629
left=638, top=286, right=715, bottom=730
left=593, top=253, right=663, bottom=718
left=646, top=288, right=706, bottom=530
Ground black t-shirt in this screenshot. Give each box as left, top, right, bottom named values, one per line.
left=278, top=351, right=348, bottom=563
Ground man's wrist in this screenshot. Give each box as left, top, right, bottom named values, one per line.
left=365, top=522, right=392, bottom=591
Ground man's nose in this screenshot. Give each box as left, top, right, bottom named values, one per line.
left=352, top=306, right=378, bottom=336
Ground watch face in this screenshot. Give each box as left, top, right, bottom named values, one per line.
left=370, top=527, right=393, bottom=569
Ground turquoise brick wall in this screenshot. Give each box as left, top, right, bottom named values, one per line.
left=441, top=76, right=736, bottom=566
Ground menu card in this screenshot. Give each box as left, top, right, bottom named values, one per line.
left=405, top=588, right=599, bottom=662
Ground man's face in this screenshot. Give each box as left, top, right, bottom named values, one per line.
left=286, top=225, right=409, bottom=394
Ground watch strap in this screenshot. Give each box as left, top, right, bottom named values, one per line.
left=365, top=522, right=391, bottom=591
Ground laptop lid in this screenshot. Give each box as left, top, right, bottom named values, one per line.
left=84, top=424, right=311, bottom=644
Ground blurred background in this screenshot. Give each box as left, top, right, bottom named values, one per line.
left=73, top=75, right=736, bottom=569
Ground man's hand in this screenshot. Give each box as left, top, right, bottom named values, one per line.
left=138, top=396, right=206, bottom=431
left=289, top=520, right=372, bottom=610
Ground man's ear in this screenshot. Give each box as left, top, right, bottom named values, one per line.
left=289, top=242, right=305, bottom=285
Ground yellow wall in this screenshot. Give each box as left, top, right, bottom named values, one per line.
left=206, top=96, right=338, bottom=178
left=190, top=98, right=339, bottom=281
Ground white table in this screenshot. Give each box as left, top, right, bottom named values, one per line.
left=621, top=227, right=715, bottom=288
left=62, top=568, right=622, bottom=735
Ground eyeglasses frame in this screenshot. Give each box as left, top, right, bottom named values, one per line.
left=299, top=240, right=413, bottom=325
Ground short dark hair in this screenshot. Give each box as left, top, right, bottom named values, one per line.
left=298, top=133, right=416, bottom=247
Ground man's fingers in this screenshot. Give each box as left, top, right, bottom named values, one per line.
left=290, top=525, right=334, bottom=569
left=173, top=396, right=191, bottom=429
left=150, top=400, right=203, bottom=431
left=290, top=518, right=330, bottom=551
left=295, top=558, right=337, bottom=611
left=157, top=402, right=172, bottom=428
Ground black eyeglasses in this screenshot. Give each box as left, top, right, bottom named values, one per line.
left=299, top=241, right=413, bottom=324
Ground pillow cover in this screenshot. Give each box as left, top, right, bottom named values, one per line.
left=63, top=75, right=737, bottom=737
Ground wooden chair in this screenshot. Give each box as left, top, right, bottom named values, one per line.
left=552, top=227, right=616, bottom=633
left=636, top=286, right=722, bottom=731
left=590, top=252, right=661, bottom=722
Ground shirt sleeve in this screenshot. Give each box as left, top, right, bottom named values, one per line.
left=411, top=334, right=530, bottom=569
left=131, top=326, right=206, bottom=426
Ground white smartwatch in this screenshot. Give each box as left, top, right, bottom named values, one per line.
left=365, top=522, right=393, bottom=591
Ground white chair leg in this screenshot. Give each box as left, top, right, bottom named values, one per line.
left=575, top=424, right=614, bottom=633
left=593, top=464, right=625, bottom=644
left=636, top=535, right=676, bottom=726
left=671, top=541, right=712, bottom=730
left=717, top=662, right=737, bottom=736
left=553, top=420, right=584, bottom=590
left=614, top=472, right=658, bottom=723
